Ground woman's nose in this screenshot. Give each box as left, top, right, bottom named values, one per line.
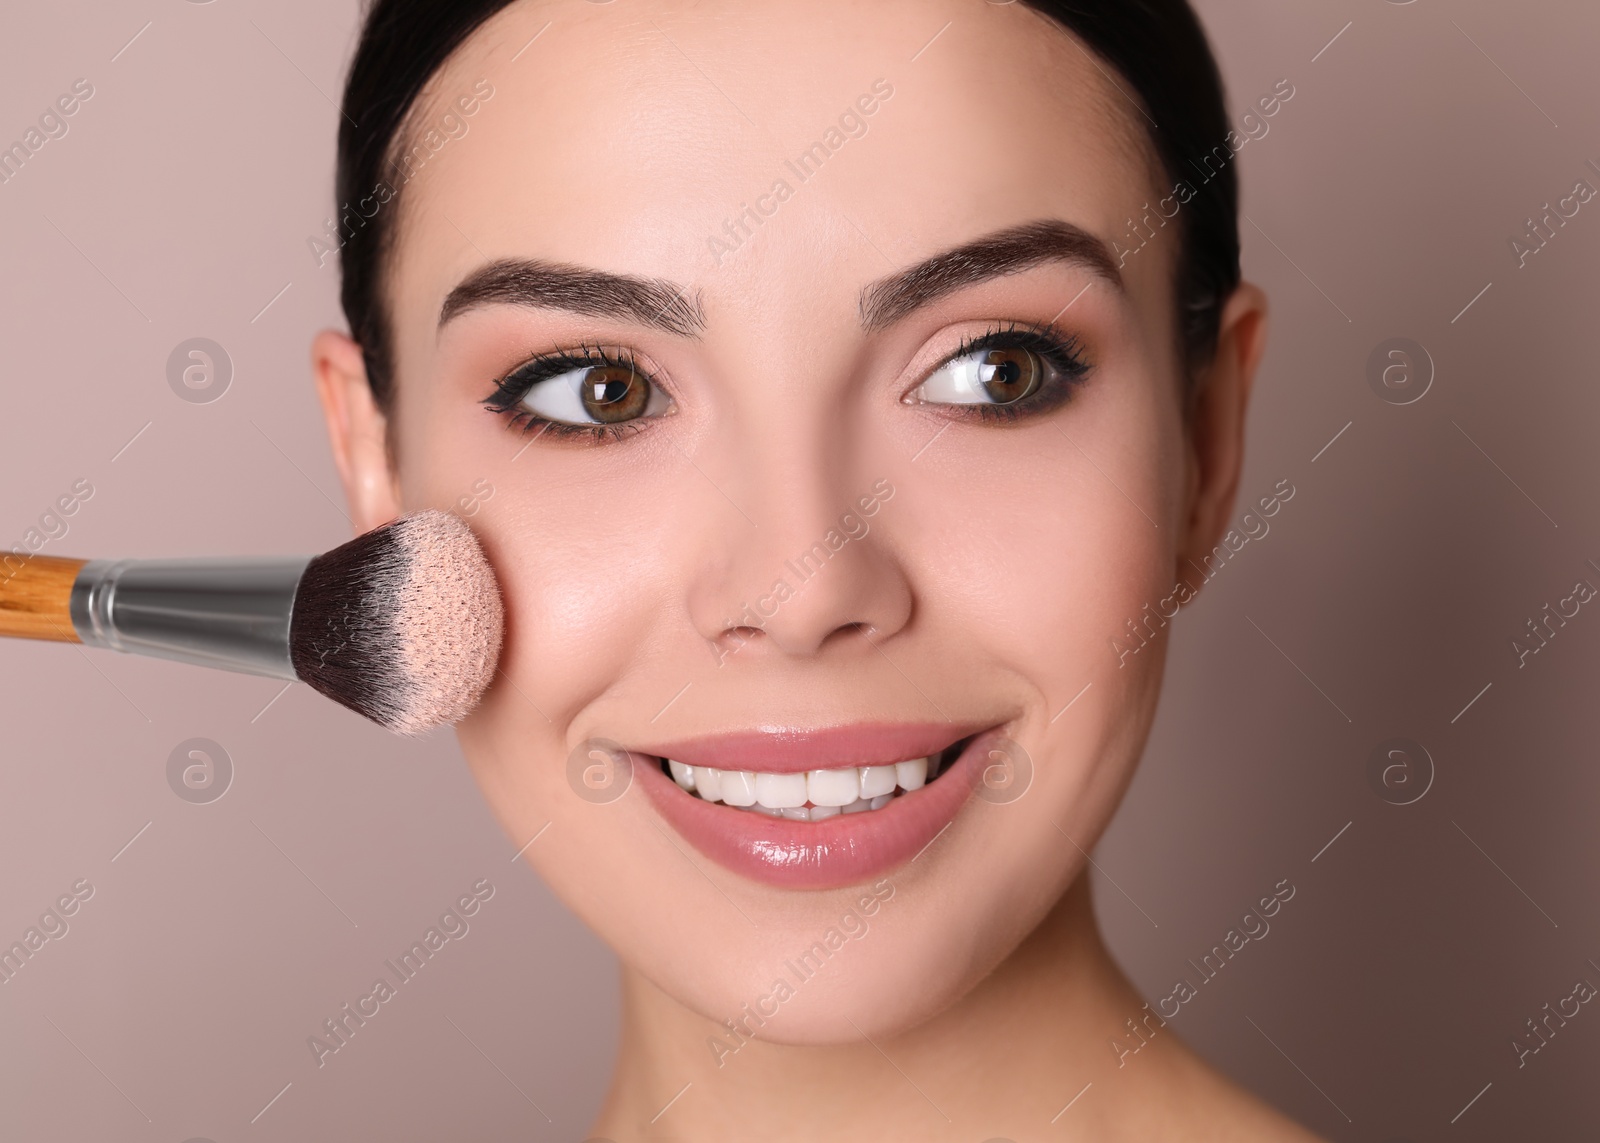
left=681, top=438, right=912, bottom=663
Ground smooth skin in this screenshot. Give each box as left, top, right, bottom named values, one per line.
left=313, top=0, right=1320, bottom=1138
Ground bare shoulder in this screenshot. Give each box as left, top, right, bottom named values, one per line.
left=1100, top=1020, right=1331, bottom=1142
left=1156, top=1037, right=1333, bottom=1142
left=1199, top=1082, right=1330, bottom=1142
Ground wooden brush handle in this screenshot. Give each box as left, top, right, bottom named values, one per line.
left=0, top=555, right=85, bottom=641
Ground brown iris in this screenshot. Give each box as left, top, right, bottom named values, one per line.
left=975, top=346, right=1045, bottom=404
left=579, top=363, right=650, bottom=423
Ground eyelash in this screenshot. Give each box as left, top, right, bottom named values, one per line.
left=479, top=323, right=1092, bottom=442
left=481, top=343, right=656, bottom=442
left=922, top=322, right=1092, bottom=425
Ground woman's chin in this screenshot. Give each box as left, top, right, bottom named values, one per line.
left=663, top=953, right=984, bottom=1052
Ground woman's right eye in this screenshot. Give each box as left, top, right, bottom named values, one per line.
left=483, top=350, right=674, bottom=440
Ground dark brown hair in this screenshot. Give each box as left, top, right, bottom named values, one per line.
left=334, top=0, right=1238, bottom=416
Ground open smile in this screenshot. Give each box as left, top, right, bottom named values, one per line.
left=631, top=721, right=1008, bottom=890
left=656, top=736, right=971, bottom=820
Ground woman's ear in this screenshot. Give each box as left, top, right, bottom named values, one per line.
left=1177, top=282, right=1269, bottom=585
left=312, top=329, right=402, bottom=533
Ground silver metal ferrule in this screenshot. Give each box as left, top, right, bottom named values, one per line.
left=69, top=556, right=314, bottom=680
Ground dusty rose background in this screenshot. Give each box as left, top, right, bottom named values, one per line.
left=0, top=1, right=1595, bottom=1139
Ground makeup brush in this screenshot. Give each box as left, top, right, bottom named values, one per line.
left=0, top=510, right=503, bottom=735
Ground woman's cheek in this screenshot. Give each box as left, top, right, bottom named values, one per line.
left=486, top=494, right=653, bottom=703
left=449, top=487, right=674, bottom=846
left=397, top=390, right=498, bottom=511
left=896, top=420, right=1170, bottom=688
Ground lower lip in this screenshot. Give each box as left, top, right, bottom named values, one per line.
left=634, top=728, right=1003, bottom=891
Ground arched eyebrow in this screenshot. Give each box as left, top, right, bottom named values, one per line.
left=437, top=219, right=1117, bottom=338
left=438, top=258, right=706, bottom=336
left=858, top=219, right=1123, bottom=331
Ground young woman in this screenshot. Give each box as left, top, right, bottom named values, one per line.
left=311, top=0, right=1320, bottom=1137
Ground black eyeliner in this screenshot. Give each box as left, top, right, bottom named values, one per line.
left=481, top=343, right=659, bottom=442
left=924, top=320, right=1093, bottom=425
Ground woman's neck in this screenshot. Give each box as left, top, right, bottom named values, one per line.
left=589, top=875, right=1211, bottom=1142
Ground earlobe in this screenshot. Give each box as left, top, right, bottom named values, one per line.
left=1176, top=282, right=1269, bottom=587
left=311, top=329, right=402, bottom=533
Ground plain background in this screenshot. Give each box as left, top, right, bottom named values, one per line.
left=1, top=1, right=1596, bottom=1139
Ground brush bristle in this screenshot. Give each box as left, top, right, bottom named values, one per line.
left=289, top=510, right=504, bottom=734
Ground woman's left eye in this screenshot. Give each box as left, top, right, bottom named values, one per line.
left=906, top=326, right=1091, bottom=420
left=483, top=348, right=673, bottom=440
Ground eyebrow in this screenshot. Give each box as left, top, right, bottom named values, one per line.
left=858, top=219, right=1123, bottom=331
left=438, top=258, right=706, bottom=336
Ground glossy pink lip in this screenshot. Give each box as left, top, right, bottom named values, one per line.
left=633, top=721, right=987, bottom=773
left=633, top=723, right=1008, bottom=891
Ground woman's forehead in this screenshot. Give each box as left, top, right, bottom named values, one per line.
left=388, top=0, right=1162, bottom=332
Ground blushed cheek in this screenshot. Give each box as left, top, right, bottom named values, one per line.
left=395, top=386, right=489, bottom=511
left=446, top=454, right=691, bottom=740
left=992, top=489, right=1169, bottom=718
left=898, top=406, right=1175, bottom=695
left=391, top=405, right=571, bottom=797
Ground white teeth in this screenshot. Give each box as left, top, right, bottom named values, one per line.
left=719, top=770, right=759, bottom=807
left=859, top=764, right=898, bottom=799
left=668, top=751, right=950, bottom=818
left=895, top=757, right=928, bottom=791
left=691, top=766, right=723, bottom=803
left=807, top=768, right=860, bottom=807
left=755, top=771, right=808, bottom=809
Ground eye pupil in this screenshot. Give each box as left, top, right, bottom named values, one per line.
left=581, top=365, right=648, bottom=421
left=977, top=347, right=1042, bottom=404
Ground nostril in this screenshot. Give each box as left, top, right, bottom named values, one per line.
left=710, top=624, right=766, bottom=666
left=720, top=625, right=766, bottom=652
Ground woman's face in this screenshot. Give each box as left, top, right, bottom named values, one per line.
left=357, top=0, right=1238, bottom=1043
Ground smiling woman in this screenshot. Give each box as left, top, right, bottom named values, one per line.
left=307, top=0, right=1311, bottom=1138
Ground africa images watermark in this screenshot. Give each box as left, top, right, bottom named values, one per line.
left=0, top=879, right=95, bottom=986
left=1510, top=562, right=1596, bottom=670
left=705, top=78, right=896, bottom=267
left=711, top=478, right=896, bottom=667
left=306, top=879, right=496, bottom=1067
left=0, top=78, right=94, bottom=188
left=1512, top=958, right=1598, bottom=1069
left=1, top=477, right=95, bottom=592
left=1112, top=477, right=1296, bottom=668
left=707, top=877, right=897, bottom=1067
left=1507, top=156, right=1599, bottom=270
left=1110, top=877, right=1298, bottom=1068
left=307, top=78, right=496, bottom=269
left=1114, top=79, right=1296, bottom=268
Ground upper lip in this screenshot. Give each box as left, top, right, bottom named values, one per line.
left=630, top=720, right=993, bottom=773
